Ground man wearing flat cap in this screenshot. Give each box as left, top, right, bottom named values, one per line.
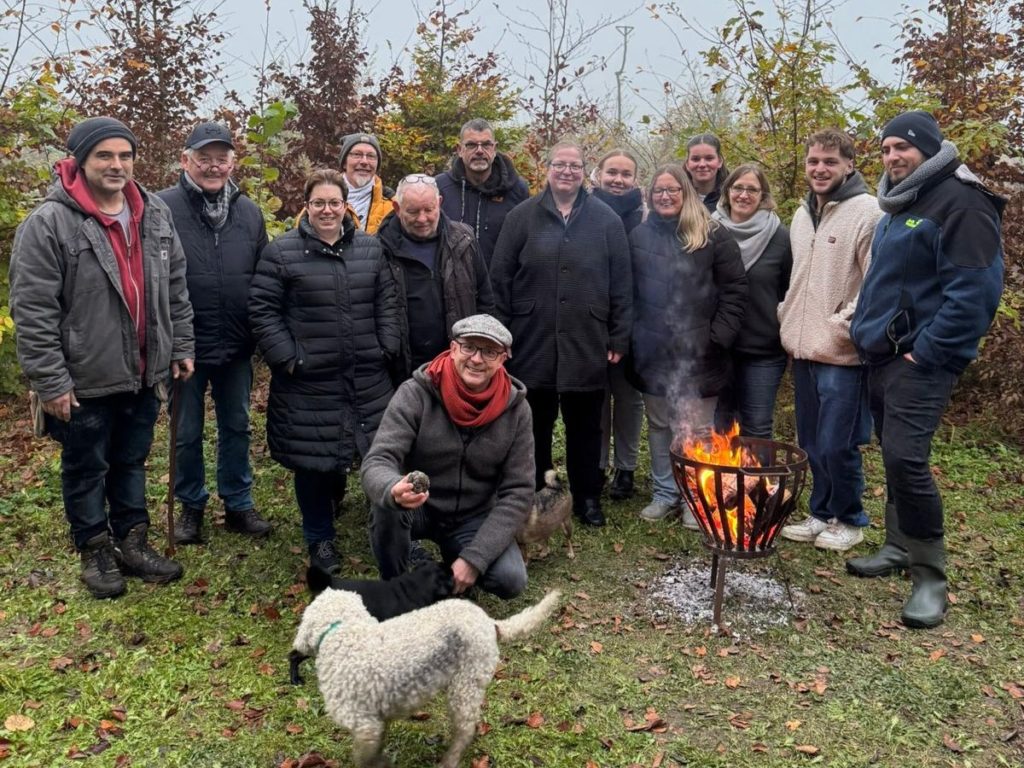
left=9, top=116, right=194, bottom=598
left=849, top=110, right=1005, bottom=628
left=362, top=314, right=535, bottom=598
left=158, top=121, right=272, bottom=545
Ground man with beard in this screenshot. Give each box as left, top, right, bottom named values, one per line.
left=848, top=111, right=1004, bottom=628
left=339, top=132, right=393, bottom=234
left=377, top=173, right=494, bottom=382
left=435, top=119, right=530, bottom=267
left=778, top=129, right=882, bottom=553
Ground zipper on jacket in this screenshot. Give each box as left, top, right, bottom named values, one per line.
left=453, top=430, right=476, bottom=517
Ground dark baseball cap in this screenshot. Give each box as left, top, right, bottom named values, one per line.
left=184, top=121, right=235, bottom=150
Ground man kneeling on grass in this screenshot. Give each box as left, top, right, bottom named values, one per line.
left=362, top=314, right=535, bottom=598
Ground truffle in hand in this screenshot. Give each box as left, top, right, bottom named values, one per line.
left=407, top=471, right=430, bottom=494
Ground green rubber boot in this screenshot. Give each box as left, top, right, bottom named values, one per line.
left=845, top=502, right=909, bottom=577
left=901, top=537, right=947, bottom=629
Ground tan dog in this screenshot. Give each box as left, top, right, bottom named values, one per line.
left=517, top=469, right=574, bottom=563
left=292, top=589, right=562, bottom=768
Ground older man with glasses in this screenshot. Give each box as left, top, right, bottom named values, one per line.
left=339, top=132, right=394, bottom=234
left=157, top=121, right=273, bottom=545
left=435, top=118, right=530, bottom=267
left=376, top=173, right=495, bottom=383
left=363, top=314, right=534, bottom=599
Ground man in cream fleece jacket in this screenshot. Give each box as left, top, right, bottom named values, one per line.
left=778, top=129, right=882, bottom=552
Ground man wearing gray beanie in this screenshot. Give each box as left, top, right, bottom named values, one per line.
left=849, top=111, right=1005, bottom=628
left=9, top=115, right=195, bottom=598
left=338, top=132, right=394, bottom=234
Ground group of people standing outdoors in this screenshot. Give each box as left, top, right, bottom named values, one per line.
left=10, top=108, right=1004, bottom=630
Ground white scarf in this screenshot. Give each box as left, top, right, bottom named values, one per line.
left=345, top=175, right=374, bottom=228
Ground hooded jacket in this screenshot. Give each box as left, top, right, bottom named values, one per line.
left=778, top=171, right=882, bottom=366
left=157, top=173, right=267, bottom=364
left=10, top=160, right=194, bottom=401
left=435, top=153, right=530, bottom=266
left=361, top=364, right=534, bottom=574
left=248, top=214, right=400, bottom=472
left=851, top=160, right=1005, bottom=373
left=377, top=211, right=495, bottom=380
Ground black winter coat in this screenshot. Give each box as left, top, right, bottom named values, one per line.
left=157, top=175, right=267, bottom=364
left=628, top=214, right=747, bottom=398
left=732, top=225, right=792, bottom=357
left=377, top=211, right=494, bottom=380
left=248, top=215, right=401, bottom=472
left=435, top=154, right=530, bottom=267
left=490, top=188, right=632, bottom=392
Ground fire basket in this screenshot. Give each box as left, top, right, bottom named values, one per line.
left=670, top=425, right=808, bottom=626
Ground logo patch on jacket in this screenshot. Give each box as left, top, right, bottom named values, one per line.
left=827, top=236, right=836, bottom=244
left=905, top=218, right=922, bottom=229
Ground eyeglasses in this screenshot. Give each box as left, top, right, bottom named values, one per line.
left=550, top=161, right=584, bottom=173
left=307, top=199, right=346, bottom=211
left=456, top=341, right=504, bottom=361
left=401, top=173, right=438, bottom=186
left=652, top=187, right=684, bottom=198
left=462, top=141, right=495, bottom=151
left=730, top=185, right=762, bottom=197
left=191, top=157, right=232, bottom=171
left=347, top=151, right=378, bottom=162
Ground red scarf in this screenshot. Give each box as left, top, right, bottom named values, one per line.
left=425, top=350, right=511, bottom=428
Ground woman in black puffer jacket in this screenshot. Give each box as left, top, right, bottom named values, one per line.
left=249, top=169, right=400, bottom=574
left=628, top=164, right=747, bottom=525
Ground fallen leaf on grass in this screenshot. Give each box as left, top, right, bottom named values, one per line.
left=476, top=722, right=491, bottom=736
left=786, top=719, right=802, bottom=731
left=929, top=649, right=947, bottom=662
left=728, top=712, right=751, bottom=729
left=590, top=641, right=603, bottom=654
left=49, top=656, right=74, bottom=672
left=4, top=714, right=34, bottom=731
left=942, top=733, right=964, bottom=753
left=724, top=676, right=741, bottom=689
left=970, top=633, right=985, bottom=644
left=794, top=744, right=819, bottom=755
left=1001, top=682, right=1024, bottom=699
left=526, top=711, right=545, bottom=728
left=613, top=541, right=624, bottom=554
left=285, top=723, right=303, bottom=735
left=471, top=756, right=491, bottom=768
left=652, top=750, right=665, bottom=767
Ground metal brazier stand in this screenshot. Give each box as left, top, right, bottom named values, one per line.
left=670, top=435, right=809, bottom=627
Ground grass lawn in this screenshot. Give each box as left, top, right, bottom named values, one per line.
left=1, top=379, right=1022, bottom=768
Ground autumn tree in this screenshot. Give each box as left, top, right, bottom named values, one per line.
left=373, top=0, right=521, bottom=182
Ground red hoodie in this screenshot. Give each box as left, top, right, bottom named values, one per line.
left=55, top=157, right=148, bottom=376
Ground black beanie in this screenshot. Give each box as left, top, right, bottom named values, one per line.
left=881, top=110, right=943, bottom=158
left=66, top=117, right=138, bottom=165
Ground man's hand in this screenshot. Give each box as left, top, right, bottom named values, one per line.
left=391, top=477, right=429, bottom=509
left=451, top=557, right=479, bottom=595
left=172, top=358, right=195, bottom=381
left=42, top=390, right=79, bottom=422
left=608, top=350, right=623, bottom=364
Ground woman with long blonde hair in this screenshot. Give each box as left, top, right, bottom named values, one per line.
left=627, top=164, right=747, bottom=523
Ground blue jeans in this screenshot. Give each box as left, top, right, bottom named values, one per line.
left=644, top=394, right=717, bottom=505
left=868, top=357, right=957, bottom=540
left=716, top=352, right=787, bottom=438
left=45, top=388, right=160, bottom=550
left=792, top=360, right=871, bottom=527
left=600, top=362, right=644, bottom=471
left=174, top=358, right=254, bottom=512
left=370, top=504, right=527, bottom=599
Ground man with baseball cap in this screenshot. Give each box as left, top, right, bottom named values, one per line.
left=849, top=110, right=1005, bottom=628
left=362, top=314, right=535, bottom=599
left=10, top=115, right=195, bottom=598
left=339, top=132, right=394, bottom=234
left=158, top=121, right=272, bottom=545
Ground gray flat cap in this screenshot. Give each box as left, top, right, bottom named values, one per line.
left=451, top=314, right=513, bottom=356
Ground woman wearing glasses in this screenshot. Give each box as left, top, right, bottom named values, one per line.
left=249, top=169, right=401, bottom=575
left=491, top=140, right=632, bottom=528
left=711, top=164, right=792, bottom=440
left=629, top=165, right=747, bottom=523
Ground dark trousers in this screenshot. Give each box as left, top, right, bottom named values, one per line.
left=868, top=357, right=957, bottom=540
left=45, top=388, right=160, bottom=550
left=370, top=504, right=527, bottom=599
left=527, top=388, right=605, bottom=498
left=293, top=469, right=347, bottom=546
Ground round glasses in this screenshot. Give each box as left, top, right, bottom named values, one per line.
left=308, top=199, right=346, bottom=211
left=456, top=341, right=504, bottom=361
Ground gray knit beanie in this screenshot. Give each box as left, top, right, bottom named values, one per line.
left=339, top=132, right=382, bottom=166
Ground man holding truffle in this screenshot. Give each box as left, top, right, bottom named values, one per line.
left=362, top=314, right=535, bottom=598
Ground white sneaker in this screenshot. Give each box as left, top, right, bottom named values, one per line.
left=814, top=520, right=865, bottom=552
left=640, top=501, right=675, bottom=521
left=781, top=516, right=829, bottom=543
left=679, top=506, right=700, bottom=530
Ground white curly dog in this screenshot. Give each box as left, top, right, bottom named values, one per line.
left=292, top=588, right=562, bottom=768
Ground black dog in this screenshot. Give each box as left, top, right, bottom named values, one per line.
left=289, top=561, right=453, bottom=684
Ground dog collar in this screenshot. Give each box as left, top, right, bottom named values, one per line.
left=316, top=621, right=342, bottom=653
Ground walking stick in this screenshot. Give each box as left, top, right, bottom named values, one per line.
left=165, top=376, right=182, bottom=557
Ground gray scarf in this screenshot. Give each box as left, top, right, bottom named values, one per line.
left=184, top=172, right=236, bottom=231
left=346, top=175, right=374, bottom=228
left=712, top=207, right=780, bottom=271
left=877, top=140, right=959, bottom=213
